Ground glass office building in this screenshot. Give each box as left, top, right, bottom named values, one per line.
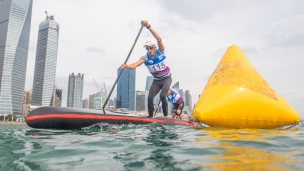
left=0, top=0, right=33, bottom=115
left=185, top=90, right=193, bottom=111
left=136, top=91, right=148, bottom=111
left=145, top=76, right=153, bottom=91
left=50, top=85, right=62, bottom=107
left=31, top=15, right=60, bottom=106
left=67, top=73, right=84, bottom=108
left=116, top=68, right=135, bottom=111
left=145, top=76, right=161, bottom=111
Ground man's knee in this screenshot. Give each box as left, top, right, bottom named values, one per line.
left=148, top=96, right=154, bottom=102
left=160, top=94, right=166, bottom=100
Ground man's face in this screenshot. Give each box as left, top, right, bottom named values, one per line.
left=146, top=46, right=156, bottom=56
left=167, top=89, right=171, bottom=95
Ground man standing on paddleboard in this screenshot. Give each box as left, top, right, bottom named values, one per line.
left=121, top=20, right=172, bottom=118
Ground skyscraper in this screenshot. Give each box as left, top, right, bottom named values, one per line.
left=82, top=98, right=89, bottom=109
left=89, top=94, right=95, bottom=109
left=31, top=14, right=59, bottom=106
left=93, top=91, right=107, bottom=109
left=67, top=73, right=84, bottom=108
left=51, top=85, right=62, bottom=107
left=172, top=82, right=179, bottom=92
left=0, top=0, right=33, bottom=116
left=145, top=76, right=153, bottom=91
left=116, top=68, right=135, bottom=111
left=145, top=76, right=161, bottom=111
left=136, top=91, right=148, bottom=111
left=185, top=90, right=192, bottom=111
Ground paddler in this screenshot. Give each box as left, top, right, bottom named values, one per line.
left=156, top=88, right=189, bottom=121
left=121, top=20, right=172, bottom=118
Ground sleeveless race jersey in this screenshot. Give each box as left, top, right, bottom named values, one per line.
left=166, top=88, right=183, bottom=105
left=144, top=50, right=171, bottom=79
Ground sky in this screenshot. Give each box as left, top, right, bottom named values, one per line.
left=25, top=0, right=304, bottom=118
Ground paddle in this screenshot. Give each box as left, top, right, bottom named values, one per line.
left=102, top=25, right=144, bottom=114
left=153, top=100, right=162, bottom=117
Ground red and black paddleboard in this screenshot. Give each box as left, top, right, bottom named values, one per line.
left=26, top=107, right=202, bottom=129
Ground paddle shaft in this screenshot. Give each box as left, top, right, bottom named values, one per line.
left=102, top=25, right=144, bottom=114
left=153, top=100, right=162, bottom=116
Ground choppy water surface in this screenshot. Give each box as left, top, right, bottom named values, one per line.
left=0, top=123, right=303, bottom=171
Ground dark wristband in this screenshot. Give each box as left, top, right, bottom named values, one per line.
left=146, top=24, right=151, bottom=29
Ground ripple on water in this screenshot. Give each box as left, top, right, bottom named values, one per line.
left=0, top=124, right=304, bottom=171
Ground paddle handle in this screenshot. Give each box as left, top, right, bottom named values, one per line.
left=102, top=25, right=144, bottom=114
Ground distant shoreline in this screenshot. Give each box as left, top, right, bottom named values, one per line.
left=0, top=121, right=26, bottom=125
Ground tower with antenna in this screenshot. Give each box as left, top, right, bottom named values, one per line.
left=45, top=11, right=49, bottom=20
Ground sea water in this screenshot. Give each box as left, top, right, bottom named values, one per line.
left=0, top=123, right=303, bottom=171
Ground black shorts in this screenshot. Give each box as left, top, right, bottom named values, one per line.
left=173, top=100, right=184, bottom=115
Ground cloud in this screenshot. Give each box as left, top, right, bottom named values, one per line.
left=264, top=15, right=304, bottom=48
left=86, top=47, right=105, bottom=56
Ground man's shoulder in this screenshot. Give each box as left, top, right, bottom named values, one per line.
left=158, top=48, right=165, bottom=55
left=140, top=55, right=147, bottom=62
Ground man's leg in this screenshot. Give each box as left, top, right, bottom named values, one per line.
left=159, top=76, right=172, bottom=117
left=148, top=81, right=161, bottom=117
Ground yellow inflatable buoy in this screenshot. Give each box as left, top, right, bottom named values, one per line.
left=193, top=45, right=301, bottom=128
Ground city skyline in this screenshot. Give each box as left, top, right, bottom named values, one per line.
left=0, top=0, right=33, bottom=116
left=18, top=1, right=304, bottom=118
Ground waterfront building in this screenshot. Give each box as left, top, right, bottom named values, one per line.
left=108, top=99, right=114, bottom=109
left=23, top=89, right=32, bottom=105
left=116, top=68, right=135, bottom=111
left=82, top=98, right=89, bottom=109
left=22, top=89, right=32, bottom=117
left=31, top=14, right=60, bottom=106
left=145, top=76, right=161, bottom=111
left=0, top=0, right=33, bottom=116
left=183, top=106, right=192, bottom=116
left=51, top=85, right=62, bottom=107
left=136, top=91, right=148, bottom=112
left=145, top=76, right=153, bottom=91
left=67, top=73, right=84, bottom=108
left=89, top=94, right=95, bottom=109
left=114, top=97, right=117, bottom=109
left=179, top=89, right=186, bottom=106
left=172, top=82, right=179, bottom=92
left=93, top=92, right=107, bottom=109
left=185, top=90, right=193, bottom=111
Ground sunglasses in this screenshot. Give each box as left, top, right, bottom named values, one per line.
left=145, top=46, right=155, bottom=50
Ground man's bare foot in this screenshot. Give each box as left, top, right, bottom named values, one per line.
left=164, top=116, right=169, bottom=118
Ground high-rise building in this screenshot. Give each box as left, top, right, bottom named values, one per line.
left=82, top=98, right=89, bottom=109
left=51, top=85, right=62, bottom=107
left=145, top=76, right=153, bottom=91
left=31, top=14, right=60, bottom=106
left=185, top=90, right=192, bottom=111
left=23, top=89, right=32, bottom=105
left=0, top=0, right=33, bottom=116
left=136, top=91, right=148, bottom=111
left=116, top=68, right=135, bottom=111
left=93, top=91, right=107, bottom=109
left=179, top=89, right=185, bottom=103
left=145, top=76, right=161, bottom=111
left=172, top=82, right=179, bottom=92
left=67, top=73, right=84, bottom=108
left=88, top=94, right=95, bottom=109
left=22, top=89, right=32, bottom=117
left=108, top=99, right=114, bottom=109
